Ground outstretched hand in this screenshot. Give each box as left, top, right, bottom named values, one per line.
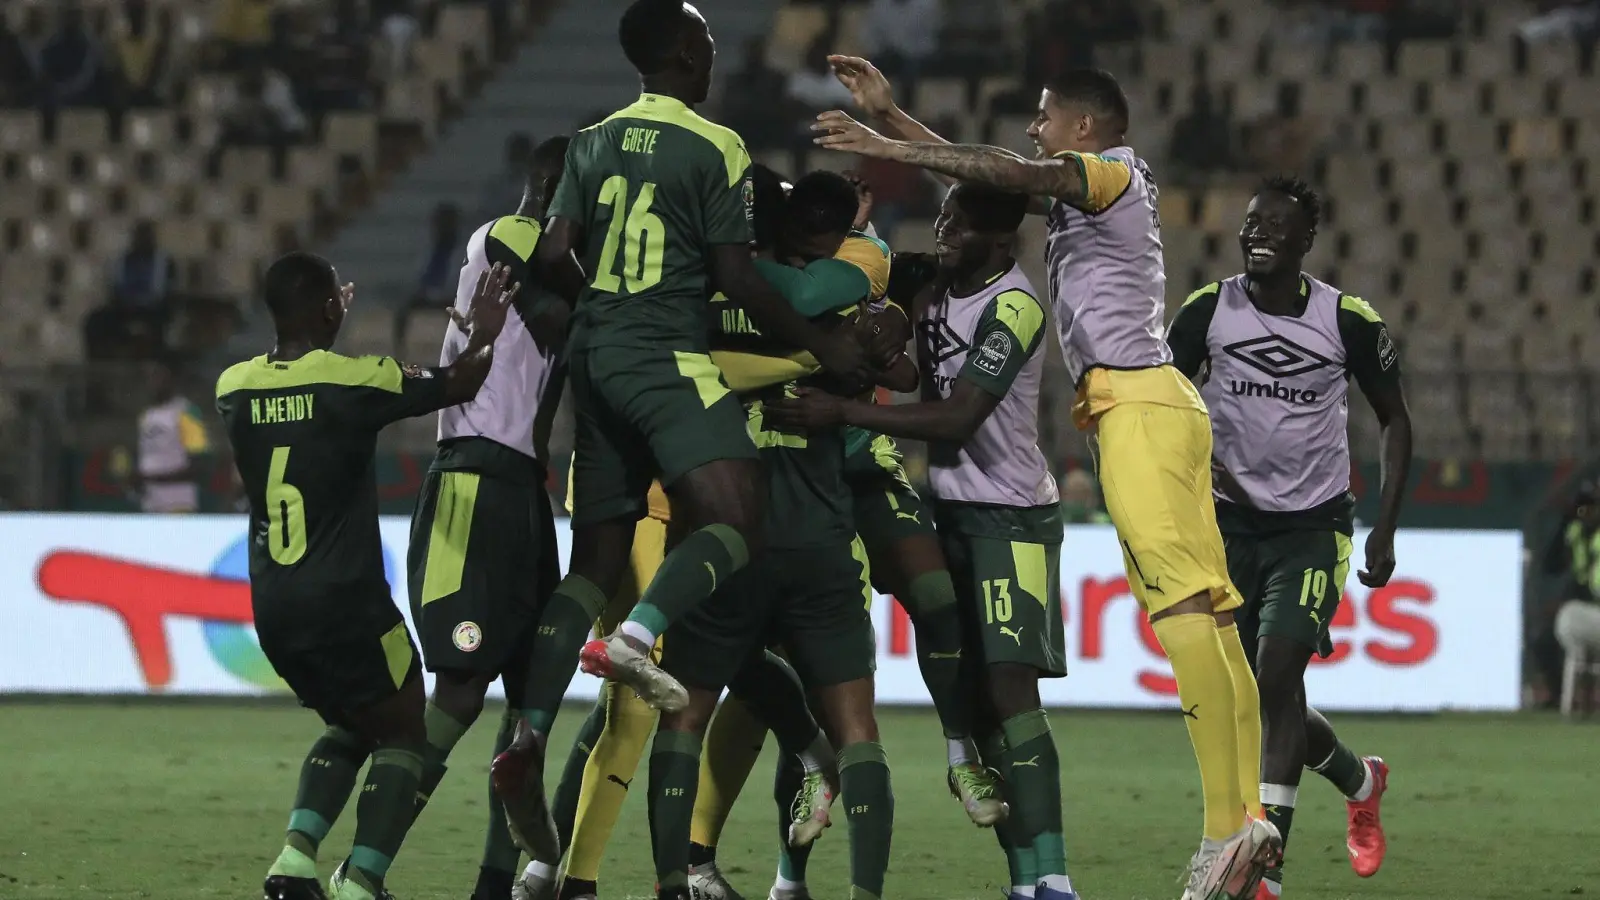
left=828, top=55, right=896, bottom=118
left=813, top=110, right=896, bottom=158
left=451, top=263, right=520, bottom=347
left=764, top=386, right=847, bottom=431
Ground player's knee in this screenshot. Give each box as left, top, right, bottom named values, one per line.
left=1254, top=644, right=1309, bottom=712
left=430, top=670, right=491, bottom=724
left=985, top=663, right=1041, bottom=720
left=661, top=689, right=719, bottom=736
left=1149, top=591, right=1216, bottom=623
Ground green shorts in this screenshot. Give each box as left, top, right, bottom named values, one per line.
left=938, top=506, right=1066, bottom=677
left=407, top=465, right=559, bottom=678
left=845, top=432, right=933, bottom=558
left=257, top=600, right=421, bottom=727
left=661, top=540, right=875, bottom=691
left=569, top=345, right=758, bottom=526
left=1225, top=529, right=1352, bottom=658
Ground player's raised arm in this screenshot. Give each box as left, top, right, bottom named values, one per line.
left=440, top=262, right=520, bottom=404
left=813, top=111, right=1114, bottom=205
left=712, top=240, right=871, bottom=383
left=1341, top=293, right=1412, bottom=587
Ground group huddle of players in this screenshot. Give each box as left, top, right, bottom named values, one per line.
left=219, top=3, right=1417, bottom=900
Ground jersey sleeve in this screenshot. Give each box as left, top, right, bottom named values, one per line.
left=958, top=288, right=1047, bottom=397
left=1052, top=151, right=1133, bottom=213
left=754, top=257, right=870, bottom=317
left=331, top=356, right=453, bottom=431
left=712, top=349, right=820, bottom=391
left=484, top=216, right=543, bottom=285
left=1338, top=294, right=1402, bottom=396
left=701, top=134, right=755, bottom=247
left=546, top=137, right=586, bottom=226
left=835, top=232, right=892, bottom=300
left=1166, top=282, right=1221, bottom=378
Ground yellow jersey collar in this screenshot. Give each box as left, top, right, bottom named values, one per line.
left=637, top=93, right=690, bottom=114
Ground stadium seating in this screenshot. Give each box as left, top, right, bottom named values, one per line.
left=763, top=0, right=1598, bottom=461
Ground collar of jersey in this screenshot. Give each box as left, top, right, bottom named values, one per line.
left=636, top=93, right=689, bottom=113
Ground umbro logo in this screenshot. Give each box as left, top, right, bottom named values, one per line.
left=919, top=318, right=970, bottom=365
left=1222, top=335, right=1334, bottom=379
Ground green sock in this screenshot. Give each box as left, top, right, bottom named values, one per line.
left=774, top=755, right=812, bottom=884
left=626, top=524, right=749, bottom=638
left=839, top=741, right=894, bottom=900
left=903, top=570, right=972, bottom=739
left=1002, top=709, right=1067, bottom=880
left=519, top=574, right=607, bottom=734
left=648, top=729, right=703, bottom=892
left=482, top=709, right=522, bottom=875
left=1311, top=740, right=1367, bottom=798
left=553, top=693, right=609, bottom=849
left=977, top=731, right=1029, bottom=887
left=728, top=650, right=822, bottom=755
left=270, top=727, right=368, bottom=879
left=414, top=702, right=473, bottom=819
left=348, top=743, right=425, bottom=892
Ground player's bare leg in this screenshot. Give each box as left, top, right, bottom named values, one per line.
left=583, top=459, right=766, bottom=710
left=1151, top=594, right=1279, bottom=900
left=984, top=663, right=1076, bottom=900
left=870, top=532, right=1000, bottom=825
left=1305, top=705, right=1388, bottom=879
left=327, top=674, right=430, bottom=900
left=1253, top=635, right=1313, bottom=898
left=495, top=518, right=636, bottom=866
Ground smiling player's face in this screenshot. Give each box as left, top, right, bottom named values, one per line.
left=1028, top=89, right=1088, bottom=159
left=1239, top=192, right=1311, bottom=278
left=933, top=188, right=990, bottom=275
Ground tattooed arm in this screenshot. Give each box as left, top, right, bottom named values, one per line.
left=813, top=110, right=1091, bottom=204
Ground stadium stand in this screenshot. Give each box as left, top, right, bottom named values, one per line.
left=752, top=0, right=1599, bottom=464
left=1, top=0, right=1597, bottom=508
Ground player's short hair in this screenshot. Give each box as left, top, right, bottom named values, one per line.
left=786, top=170, right=859, bottom=238
left=619, top=1, right=702, bottom=75
left=750, top=163, right=789, bottom=251
left=1258, top=174, right=1322, bottom=233
left=528, top=135, right=569, bottom=177
left=1044, top=68, right=1130, bottom=136
left=262, top=251, right=337, bottom=320
left=951, top=183, right=1030, bottom=234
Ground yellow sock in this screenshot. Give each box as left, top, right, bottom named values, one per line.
left=1153, top=613, right=1245, bottom=841
left=565, top=680, right=657, bottom=882
left=1218, top=622, right=1264, bottom=820
left=690, top=694, right=768, bottom=848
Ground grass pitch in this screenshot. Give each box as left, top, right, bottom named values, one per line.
left=2, top=703, right=1597, bottom=899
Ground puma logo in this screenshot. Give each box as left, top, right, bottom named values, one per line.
left=704, top=562, right=718, bottom=592
left=607, top=774, right=632, bottom=790
left=1308, top=609, right=1322, bottom=627
left=1143, top=576, right=1163, bottom=595
left=1181, top=704, right=1200, bottom=720
left=1012, top=755, right=1040, bottom=768
left=895, top=510, right=921, bottom=523
left=999, top=625, right=1024, bottom=646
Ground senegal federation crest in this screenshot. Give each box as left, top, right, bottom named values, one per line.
left=452, top=621, right=483, bottom=652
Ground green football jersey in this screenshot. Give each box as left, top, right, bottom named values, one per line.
left=711, top=261, right=868, bottom=550
left=215, top=351, right=450, bottom=638
left=548, top=93, right=754, bottom=353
